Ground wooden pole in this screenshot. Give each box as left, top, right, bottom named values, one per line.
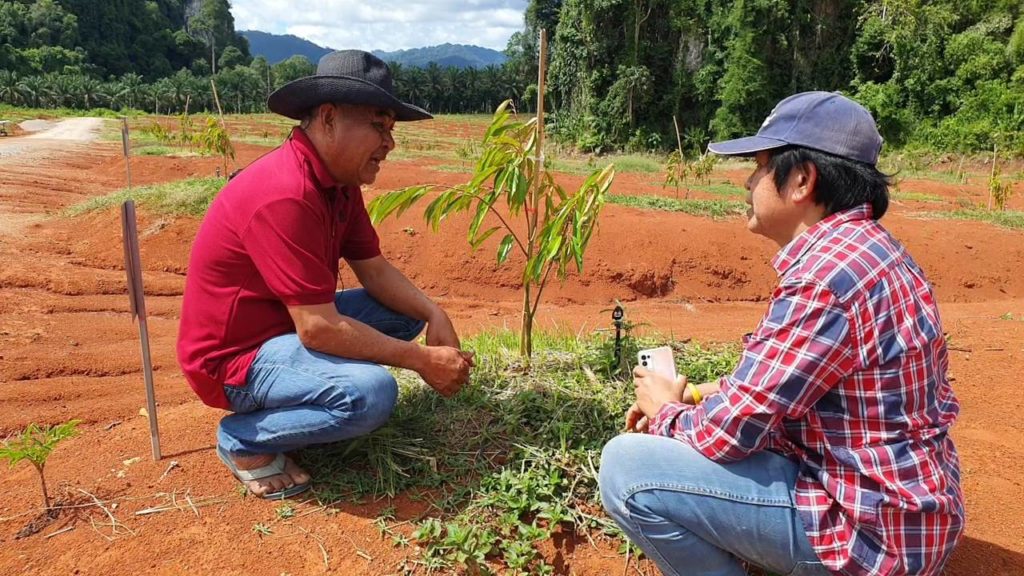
left=988, top=142, right=997, bottom=211
left=121, top=200, right=161, bottom=461
left=535, top=29, right=547, bottom=169
left=210, top=77, right=226, bottom=127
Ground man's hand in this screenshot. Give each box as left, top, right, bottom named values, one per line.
left=634, top=366, right=688, bottom=419
left=416, top=346, right=473, bottom=397
left=625, top=402, right=649, bottom=433
left=425, top=309, right=461, bottom=349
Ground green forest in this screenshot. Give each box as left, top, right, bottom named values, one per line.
left=1, top=0, right=1022, bottom=155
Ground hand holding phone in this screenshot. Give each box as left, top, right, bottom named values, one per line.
left=633, top=346, right=685, bottom=422
left=637, top=346, right=676, bottom=380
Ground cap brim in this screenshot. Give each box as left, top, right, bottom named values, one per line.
left=707, top=136, right=789, bottom=157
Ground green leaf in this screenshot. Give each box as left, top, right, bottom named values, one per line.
left=367, top=185, right=432, bottom=225
left=469, top=226, right=501, bottom=249
left=468, top=193, right=492, bottom=237
left=497, top=234, right=515, bottom=265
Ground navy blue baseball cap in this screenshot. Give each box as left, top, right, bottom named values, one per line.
left=707, top=91, right=883, bottom=166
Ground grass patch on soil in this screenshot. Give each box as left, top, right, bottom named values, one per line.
left=671, top=182, right=747, bottom=198
left=0, top=103, right=135, bottom=122
left=65, top=177, right=224, bottom=217
left=891, top=191, right=945, bottom=203
left=608, top=194, right=747, bottom=219
left=924, top=209, right=1024, bottom=230
left=132, top=145, right=191, bottom=157
left=550, top=153, right=662, bottom=175
left=297, top=330, right=739, bottom=574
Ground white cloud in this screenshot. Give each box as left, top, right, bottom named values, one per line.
left=231, top=0, right=528, bottom=52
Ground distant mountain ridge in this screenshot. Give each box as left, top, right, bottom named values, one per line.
left=241, top=30, right=332, bottom=65
left=240, top=31, right=506, bottom=68
left=373, top=44, right=506, bottom=68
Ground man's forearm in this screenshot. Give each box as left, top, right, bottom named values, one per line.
left=350, top=257, right=441, bottom=322
left=295, top=304, right=427, bottom=371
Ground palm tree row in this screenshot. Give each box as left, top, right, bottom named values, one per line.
left=1, top=62, right=531, bottom=116
left=390, top=63, right=531, bottom=115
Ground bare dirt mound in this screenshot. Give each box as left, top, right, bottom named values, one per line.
left=0, top=123, right=1022, bottom=575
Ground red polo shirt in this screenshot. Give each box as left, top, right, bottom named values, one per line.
left=177, top=128, right=381, bottom=409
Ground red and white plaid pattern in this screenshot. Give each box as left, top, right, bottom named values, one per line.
left=650, top=205, right=964, bottom=575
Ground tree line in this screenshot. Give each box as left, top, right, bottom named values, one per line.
left=1, top=0, right=1021, bottom=155
left=531, top=0, right=1023, bottom=154
left=0, top=0, right=534, bottom=117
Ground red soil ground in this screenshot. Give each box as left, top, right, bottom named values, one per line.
left=0, top=118, right=1022, bottom=575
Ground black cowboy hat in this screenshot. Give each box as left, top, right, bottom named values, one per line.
left=267, top=50, right=432, bottom=122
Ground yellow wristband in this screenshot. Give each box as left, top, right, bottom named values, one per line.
left=687, top=382, right=703, bottom=404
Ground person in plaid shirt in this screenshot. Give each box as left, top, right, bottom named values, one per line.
left=599, top=92, right=964, bottom=576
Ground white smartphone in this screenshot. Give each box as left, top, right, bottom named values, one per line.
left=637, top=346, right=676, bottom=380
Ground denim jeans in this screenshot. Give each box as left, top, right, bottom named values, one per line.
left=217, top=289, right=425, bottom=456
left=600, top=433, right=830, bottom=576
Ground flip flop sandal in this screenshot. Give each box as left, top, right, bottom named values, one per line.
left=217, top=445, right=310, bottom=500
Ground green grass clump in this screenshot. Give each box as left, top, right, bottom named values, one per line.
left=299, top=331, right=739, bottom=573
left=925, top=209, right=1024, bottom=229
left=66, top=177, right=224, bottom=217
left=608, top=194, right=747, bottom=219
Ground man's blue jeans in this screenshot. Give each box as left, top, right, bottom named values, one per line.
left=600, top=433, right=830, bottom=576
left=217, top=289, right=425, bottom=456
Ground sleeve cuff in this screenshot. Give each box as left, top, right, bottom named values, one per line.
left=279, top=292, right=336, bottom=306
left=648, top=401, right=692, bottom=436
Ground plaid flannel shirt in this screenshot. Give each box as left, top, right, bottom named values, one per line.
left=650, top=205, right=964, bottom=575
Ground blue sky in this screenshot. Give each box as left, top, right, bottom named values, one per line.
left=231, top=0, right=529, bottom=52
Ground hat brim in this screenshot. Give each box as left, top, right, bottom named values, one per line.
left=707, top=136, right=789, bottom=157
left=267, top=75, right=432, bottom=122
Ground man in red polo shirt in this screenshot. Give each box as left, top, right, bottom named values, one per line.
left=177, top=50, right=473, bottom=499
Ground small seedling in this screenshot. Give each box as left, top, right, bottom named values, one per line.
left=195, top=116, right=235, bottom=177
left=663, top=150, right=690, bottom=199
left=0, top=420, right=80, bottom=510
left=274, top=503, right=295, bottom=520
left=252, top=522, right=273, bottom=536
left=369, top=100, right=616, bottom=359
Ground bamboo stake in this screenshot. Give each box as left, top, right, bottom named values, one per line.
left=987, top=142, right=997, bottom=211
left=210, top=77, right=226, bottom=128
left=522, top=28, right=549, bottom=359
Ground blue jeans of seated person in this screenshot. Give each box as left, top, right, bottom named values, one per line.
left=600, top=433, right=830, bottom=576
left=217, top=289, right=425, bottom=456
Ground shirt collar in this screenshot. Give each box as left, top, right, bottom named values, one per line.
left=288, top=127, right=338, bottom=192
left=771, top=204, right=873, bottom=276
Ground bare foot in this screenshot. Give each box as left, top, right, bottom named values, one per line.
left=232, top=454, right=311, bottom=497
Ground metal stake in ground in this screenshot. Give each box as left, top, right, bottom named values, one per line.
left=120, top=117, right=131, bottom=190
left=121, top=200, right=161, bottom=460
left=612, top=305, right=624, bottom=371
